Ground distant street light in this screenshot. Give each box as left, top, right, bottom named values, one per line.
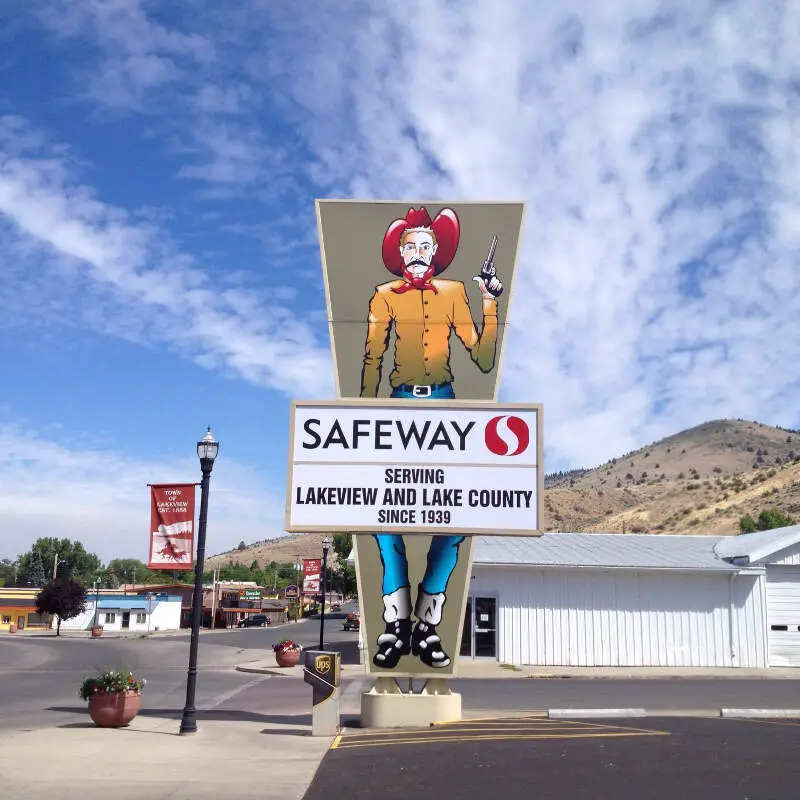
left=92, top=578, right=101, bottom=629
left=179, top=427, right=219, bottom=736
left=318, top=537, right=332, bottom=650
left=294, top=558, right=302, bottom=621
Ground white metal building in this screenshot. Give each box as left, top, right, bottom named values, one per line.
left=57, top=593, right=182, bottom=633
left=463, top=525, right=800, bottom=669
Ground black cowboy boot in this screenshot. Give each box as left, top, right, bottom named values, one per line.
left=372, top=587, right=412, bottom=669
left=412, top=589, right=451, bottom=668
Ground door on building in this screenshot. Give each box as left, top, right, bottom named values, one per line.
left=459, top=596, right=497, bottom=659
left=122, top=611, right=130, bottom=630
left=17, top=616, right=24, bottom=630
left=766, top=567, right=800, bottom=667
left=459, top=597, right=473, bottom=657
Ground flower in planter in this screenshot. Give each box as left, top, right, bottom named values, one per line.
left=79, top=669, right=146, bottom=701
left=272, top=639, right=301, bottom=653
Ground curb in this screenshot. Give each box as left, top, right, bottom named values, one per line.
left=235, top=664, right=301, bottom=677
left=720, top=708, right=800, bottom=718
left=548, top=708, right=647, bottom=719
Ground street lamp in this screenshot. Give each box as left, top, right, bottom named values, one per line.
left=294, top=558, right=302, bottom=621
left=318, top=537, right=332, bottom=651
left=92, top=578, right=101, bottom=628
left=179, top=426, right=219, bottom=736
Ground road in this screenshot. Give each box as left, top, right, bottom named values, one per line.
left=451, top=676, right=800, bottom=714
left=308, top=716, right=800, bottom=800
left=3, top=615, right=800, bottom=799
left=4, top=610, right=800, bottom=733
left=0, top=613, right=357, bottom=732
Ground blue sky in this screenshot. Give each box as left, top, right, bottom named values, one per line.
left=1, top=0, right=798, bottom=562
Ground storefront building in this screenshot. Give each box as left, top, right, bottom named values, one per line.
left=462, top=525, right=800, bottom=669
left=0, top=588, right=50, bottom=632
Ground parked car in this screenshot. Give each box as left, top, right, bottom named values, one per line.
left=238, top=614, right=270, bottom=628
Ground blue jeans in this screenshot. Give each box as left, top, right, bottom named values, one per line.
left=376, top=381, right=464, bottom=597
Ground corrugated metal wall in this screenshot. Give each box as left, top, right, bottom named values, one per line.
left=766, top=567, right=800, bottom=667
left=767, top=548, right=800, bottom=566
left=472, top=566, right=766, bottom=668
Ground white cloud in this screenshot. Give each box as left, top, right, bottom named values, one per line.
left=0, top=424, right=285, bottom=563
left=0, top=116, right=334, bottom=397
left=35, top=0, right=213, bottom=109
left=13, top=0, right=800, bottom=474
left=250, top=0, right=800, bottom=469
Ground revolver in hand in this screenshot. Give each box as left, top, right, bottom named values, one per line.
left=475, top=234, right=503, bottom=298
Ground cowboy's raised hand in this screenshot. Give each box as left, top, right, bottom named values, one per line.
left=473, top=270, right=503, bottom=299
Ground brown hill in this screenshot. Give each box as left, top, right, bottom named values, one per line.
left=544, top=419, right=800, bottom=534
left=212, top=419, right=800, bottom=567
left=206, top=533, right=340, bottom=570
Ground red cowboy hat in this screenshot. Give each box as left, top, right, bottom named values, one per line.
left=381, top=206, right=460, bottom=275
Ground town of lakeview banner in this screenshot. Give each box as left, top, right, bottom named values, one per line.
left=148, top=484, right=197, bottom=570
left=303, top=558, right=322, bottom=594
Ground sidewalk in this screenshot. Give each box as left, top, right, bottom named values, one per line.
left=0, top=712, right=330, bottom=800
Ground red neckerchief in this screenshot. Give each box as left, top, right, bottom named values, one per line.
left=392, top=267, right=438, bottom=294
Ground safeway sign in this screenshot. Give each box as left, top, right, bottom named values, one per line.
left=285, top=400, right=543, bottom=535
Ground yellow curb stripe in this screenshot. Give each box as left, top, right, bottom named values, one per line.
left=333, top=731, right=669, bottom=750
left=432, top=714, right=546, bottom=726
left=344, top=724, right=613, bottom=739
left=330, top=734, right=343, bottom=750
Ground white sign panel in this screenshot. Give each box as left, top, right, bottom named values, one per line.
left=285, top=401, right=543, bottom=535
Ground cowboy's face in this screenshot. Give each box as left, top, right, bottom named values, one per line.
left=400, top=230, right=437, bottom=279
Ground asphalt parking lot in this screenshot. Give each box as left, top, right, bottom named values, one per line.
left=305, top=716, right=800, bottom=800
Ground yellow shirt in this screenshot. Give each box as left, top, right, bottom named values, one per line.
left=360, top=278, right=498, bottom=396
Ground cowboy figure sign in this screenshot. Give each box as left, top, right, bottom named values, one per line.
left=360, top=206, right=503, bottom=669
left=361, top=207, right=502, bottom=400
left=315, top=198, right=525, bottom=677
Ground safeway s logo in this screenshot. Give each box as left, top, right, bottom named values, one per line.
left=484, top=415, right=530, bottom=456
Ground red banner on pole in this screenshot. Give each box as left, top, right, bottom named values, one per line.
left=148, top=484, right=196, bottom=570
left=302, top=558, right=322, bottom=594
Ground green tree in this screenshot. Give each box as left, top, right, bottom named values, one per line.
left=17, top=538, right=102, bottom=585
left=757, top=509, right=794, bottom=530
left=22, top=549, right=47, bottom=587
left=739, top=514, right=758, bottom=534
left=36, top=578, right=87, bottom=635
left=739, top=509, right=794, bottom=534
left=331, top=533, right=357, bottom=598
left=0, top=559, right=18, bottom=587
left=104, top=558, right=162, bottom=587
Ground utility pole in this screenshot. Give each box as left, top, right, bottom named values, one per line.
left=210, top=569, right=218, bottom=628
left=52, top=553, right=58, bottom=582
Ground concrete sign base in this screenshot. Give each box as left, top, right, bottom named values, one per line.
left=360, top=678, right=462, bottom=728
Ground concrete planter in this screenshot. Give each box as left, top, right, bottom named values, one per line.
left=88, top=690, right=141, bottom=728
left=275, top=647, right=302, bottom=667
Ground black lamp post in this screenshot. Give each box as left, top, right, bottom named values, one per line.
left=92, top=578, right=101, bottom=629
left=294, top=558, right=302, bottom=622
left=318, top=537, right=332, bottom=651
left=179, top=427, right=219, bottom=736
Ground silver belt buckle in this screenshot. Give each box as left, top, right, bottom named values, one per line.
left=412, top=385, right=432, bottom=398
